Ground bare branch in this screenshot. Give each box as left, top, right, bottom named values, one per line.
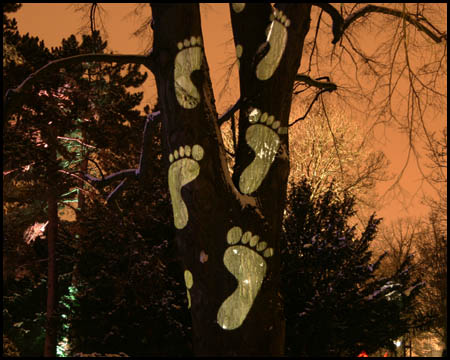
left=321, top=96, right=344, bottom=175
left=290, top=74, right=337, bottom=126
left=57, top=136, right=97, bottom=149
left=84, top=168, right=137, bottom=187
left=218, top=97, right=243, bottom=126
left=307, top=9, right=323, bottom=74
left=343, top=5, right=447, bottom=44
left=294, top=74, right=338, bottom=91
left=57, top=169, right=100, bottom=194
left=106, top=178, right=128, bottom=203
left=289, top=89, right=329, bottom=127
left=313, top=3, right=447, bottom=45
left=83, top=110, right=161, bottom=202
left=311, top=3, right=343, bottom=44
left=136, top=110, right=160, bottom=180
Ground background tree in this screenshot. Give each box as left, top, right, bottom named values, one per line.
left=373, top=126, right=447, bottom=355
left=281, top=179, right=423, bottom=356
left=3, top=8, right=148, bottom=355
left=222, top=102, right=391, bottom=224
left=2, top=3, right=24, bottom=68
left=299, top=4, right=447, bottom=205
left=287, top=103, right=390, bottom=221
left=414, top=127, right=447, bottom=354
left=414, top=212, right=447, bottom=354
left=4, top=3, right=446, bottom=356
left=64, top=151, right=192, bottom=356
left=377, top=218, right=421, bottom=274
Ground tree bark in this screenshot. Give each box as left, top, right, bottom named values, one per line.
left=151, top=4, right=311, bottom=355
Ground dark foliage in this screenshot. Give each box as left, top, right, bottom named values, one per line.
left=3, top=7, right=177, bottom=355
left=63, top=116, right=193, bottom=356
left=281, top=179, right=423, bottom=356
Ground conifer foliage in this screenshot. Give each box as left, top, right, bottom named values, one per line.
left=281, top=179, right=423, bottom=356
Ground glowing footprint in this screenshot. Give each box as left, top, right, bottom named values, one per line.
left=217, top=226, right=274, bottom=330
left=168, top=144, right=204, bottom=229
left=231, top=3, right=246, bottom=13
left=255, top=9, right=290, bottom=81
left=239, top=108, right=288, bottom=194
left=184, top=270, right=193, bottom=309
left=174, top=36, right=203, bottom=109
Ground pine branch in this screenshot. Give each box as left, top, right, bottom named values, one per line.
left=4, top=52, right=154, bottom=120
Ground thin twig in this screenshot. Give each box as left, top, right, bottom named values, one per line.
left=289, top=89, right=329, bottom=127
left=57, top=136, right=96, bottom=149
left=83, top=110, right=161, bottom=201
left=307, top=9, right=323, bottom=74
left=321, top=95, right=344, bottom=175
left=219, top=98, right=242, bottom=126
left=313, top=3, right=446, bottom=44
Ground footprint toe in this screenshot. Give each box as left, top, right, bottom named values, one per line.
left=168, top=144, right=204, bottom=229
left=192, top=144, right=204, bottom=161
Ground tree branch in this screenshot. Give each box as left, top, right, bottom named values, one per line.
left=4, top=52, right=153, bottom=120
left=290, top=74, right=337, bottom=126
left=84, top=168, right=138, bottom=187
left=57, top=136, right=97, bottom=149
left=289, top=89, right=329, bottom=127
left=294, top=74, right=337, bottom=91
left=343, top=5, right=447, bottom=44
left=136, top=110, right=160, bottom=182
left=83, top=110, right=161, bottom=202
left=218, top=98, right=243, bottom=126
left=312, top=3, right=447, bottom=45
left=311, top=3, right=344, bottom=44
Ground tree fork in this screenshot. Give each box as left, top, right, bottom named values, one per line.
left=150, top=3, right=312, bottom=355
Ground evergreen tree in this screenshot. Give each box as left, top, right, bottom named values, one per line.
left=281, top=179, right=423, bottom=356
left=63, top=103, right=193, bottom=357
left=3, top=11, right=148, bottom=355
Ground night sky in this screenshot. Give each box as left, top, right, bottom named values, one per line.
left=13, top=3, right=446, bottom=224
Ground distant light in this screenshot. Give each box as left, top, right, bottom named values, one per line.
left=394, top=339, right=402, bottom=347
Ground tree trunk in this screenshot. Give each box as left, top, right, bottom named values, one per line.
left=44, top=125, right=59, bottom=357
left=151, top=4, right=311, bottom=355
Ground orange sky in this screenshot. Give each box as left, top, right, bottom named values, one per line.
left=13, top=3, right=446, bottom=225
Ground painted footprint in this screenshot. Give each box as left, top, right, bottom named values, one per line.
left=168, top=144, right=204, bottom=229
left=217, top=226, right=274, bottom=330
left=184, top=270, right=193, bottom=309
left=231, top=3, right=246, bottom=13
left=239, top=108, right=288, bottom=194
left=236, top=44, right=243, bottom=70
left=255, top=9, right=291, bottom=81
left=174, top=36, right=203, bottom=109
